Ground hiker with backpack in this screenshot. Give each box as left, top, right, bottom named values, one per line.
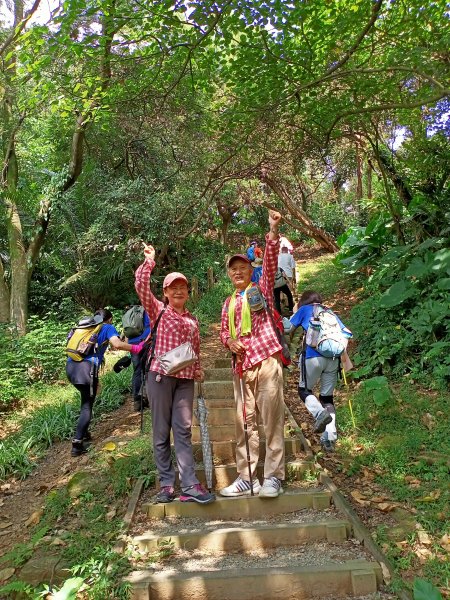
left=122, top=304, right=151, bottom=412
left=289, top=291, right=353, bottom=452
left=134, top=244, right=215, bottom=505
left=220, top=209, right=287, bottom=499
left=273, top=266, right=295, bottom=315
left=66, top=309, right=145, bottom=457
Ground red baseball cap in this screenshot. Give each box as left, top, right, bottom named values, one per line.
left=163, top=272, right=188, bottom=288
left=227, top=254, right=252, bottom=268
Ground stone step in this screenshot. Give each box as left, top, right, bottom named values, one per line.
left=191, top=424, right=239, bottom=443
left=214, top=358, right=232, bottom=369
left=191, top=459, right=315, bottom=491
left=192, top=437, right=303, bottom=464
left=143, top=489, right=332, bottom=520
left=204, top=368, right=233, bottom=381
left=133, top=520, right=351, bottom=552
left=193, top=406, right=236, bottom=426
left=201, top=381, right=234, bottom=399
left=190, top=422, right=294, bottom=443
left=127, top=560, right=381, bottom=599
left=194, top=397, right=235, bottom=409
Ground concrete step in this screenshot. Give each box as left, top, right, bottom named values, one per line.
left=127, top=560, right=381, bottom=599
left=201, top=381, right=234, bottom=399
left=192, top=437, right=303, bottom=464
left=193, top=406, right=236, bottom=426
left=132, top=520, right=351, bottom=552
left=191, top=422, right=294, bottom=443
left=192, top=459, right=315, bottom=490
left=191, top=424, right=239, bottom=443
left=214, top=358, right=232, bottom=369
left=204, top=368, right=233, bottom=381
left=194, top=397, right=235, bottom=409
left=143, top=489, right=332, bottom=519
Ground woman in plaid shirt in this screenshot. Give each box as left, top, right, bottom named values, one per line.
left=135, top=245, right=215, bottom=505
left=220, top=209, right=286, bottom=498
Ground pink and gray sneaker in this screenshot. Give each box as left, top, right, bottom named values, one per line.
left=180, top=483, right=216, bottom=504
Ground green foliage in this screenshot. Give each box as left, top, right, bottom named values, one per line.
left=0, top=315, right=69, bottom=408
left=349, top=236, right=450, bottom=388
left=336, top=214, right=396, bottom=274
left=192, top=277, right=233, bottom=335
left=360, top=376, right=391, bottom=407
left=414, top=578, right=443, bottom=600
left=0, top=362, right=131, bottom=481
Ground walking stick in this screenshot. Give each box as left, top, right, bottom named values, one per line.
left=235, top=357, right=254, bottom=496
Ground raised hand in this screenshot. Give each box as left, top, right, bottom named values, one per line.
left=268, top=209, right=281, bottom=239
left=143, top=243, right=156, bottom=262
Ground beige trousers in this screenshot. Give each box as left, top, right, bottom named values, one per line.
left=233, top=355, right=285, bottom=481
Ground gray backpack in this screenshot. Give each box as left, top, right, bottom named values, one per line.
left=122, top=306, right=145, bottom=339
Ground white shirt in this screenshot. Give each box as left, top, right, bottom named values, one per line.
left=278, top=252, right=296, bottom=279
left=279, top=236, right=293, bottom=252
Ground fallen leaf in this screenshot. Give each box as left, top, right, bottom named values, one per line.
left=25, top=509, right=44, bottom=527
left=370, top=496, right=388, bottom=503
left=376, top=502, right=396, bottom=512
left=417, top=529, right=432, bottom=545
left=350, top=490, right=371, bottom=506
left=102, top=441, right=117, bottom=452
left=51, top=537, right=66, bottom=546
left=416, top=489, right=441, bottom=502
left=0, top=567, right=15, bottom=582
left=440, top=534, right=450, bottom=552
left=106, top=508, right=117, bottom=521
left=0, top=522, right=13, bottom=529
left=421, top=412, right=435, bottom=430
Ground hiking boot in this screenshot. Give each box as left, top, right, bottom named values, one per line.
left=259, top=477, right=284, bottom=498
left=220, top=476, right=261, bottom=497
left=71, top=439, right=87, bottom=457
left=321, top=437, right=336, bottom=453
left=155, top=486, right=176, bottom=503
left=313, top=410, right=332, bottom=434
left=180, top=484, right=216, bottom=504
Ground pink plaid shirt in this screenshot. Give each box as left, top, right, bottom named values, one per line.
left=135, top=260, right=201, bottom=379
left=220, top=234, right=282, bottom=371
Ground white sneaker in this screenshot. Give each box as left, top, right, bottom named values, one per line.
left=220, top=476, right=261, bottom=497
left=259, top=477, right=283, bottom=498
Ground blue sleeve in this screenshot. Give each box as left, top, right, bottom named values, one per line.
left=98, top=324, right=120, bottom=345
left=247, top=247, right=255, bottom=261
left=290, top=306, right=311, bottom=331
left=144, top=311, right=151, bottom=330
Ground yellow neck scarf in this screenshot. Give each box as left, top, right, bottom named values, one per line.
left=228, top=284, right=252, bottom=339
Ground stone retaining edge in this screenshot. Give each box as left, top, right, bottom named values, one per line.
left=319, top=472, right=413, bottom=600
left=114, top=476, right=145, bottom=553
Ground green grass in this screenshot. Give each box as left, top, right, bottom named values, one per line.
left=294, top=253, right=449, bottom=593
left=0, top=356, right=132, bottom=481
left=296, top=254, right=348, bottom=299
left=0, top=425, right=155, bottom=599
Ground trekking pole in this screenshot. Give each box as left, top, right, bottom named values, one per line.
left=140, top=376, right=144, bottom=434
left=235, top=357, right=254, bottom=496
left=341, top=362, right=356, bottom=430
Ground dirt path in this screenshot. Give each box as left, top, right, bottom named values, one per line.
left=0, top=249, right=399, bottom=581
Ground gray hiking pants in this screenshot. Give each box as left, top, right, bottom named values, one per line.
left=299, top=355, right=339, bottom=396
left=146, top=372, right=199, bottom=489
left=299, top=355, right=339, bottom=441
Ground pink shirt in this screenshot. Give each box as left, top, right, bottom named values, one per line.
left=220, top=234, right=282, bottom=371
left=135, top=260, right=200, bottom=379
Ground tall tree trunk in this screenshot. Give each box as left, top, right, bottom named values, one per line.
left=0, top=260, right=10, bottom=322
left=366, top=160, right=373, bottom=199
left=220, top=214, right=232, bottom=245
left=261, top=175, right=339, bottom=252
left=355, top=144, right=363, bottom=200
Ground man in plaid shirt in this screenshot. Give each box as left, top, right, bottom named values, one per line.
left=220, top=209, right=285, bottom=498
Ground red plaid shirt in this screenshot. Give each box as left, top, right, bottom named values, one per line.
left=220, top=234, right=282, bottom=371
left=135, top=260, right=201, bottom=379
